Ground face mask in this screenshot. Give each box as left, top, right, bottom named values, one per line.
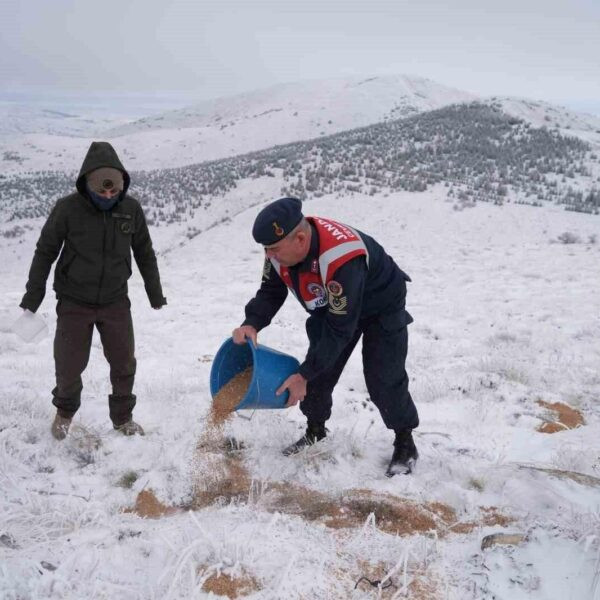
left=87, top=186, right=120, bottom=211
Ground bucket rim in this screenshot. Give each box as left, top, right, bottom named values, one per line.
left=235, top=338, right=259, bottom=411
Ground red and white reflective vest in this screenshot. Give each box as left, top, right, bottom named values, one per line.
left=270, top=216, right=369, bottom=311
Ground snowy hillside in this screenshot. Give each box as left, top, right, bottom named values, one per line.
left=1, top=189, right=599, bottom=599
left=3, top=103, right=599, bottom=234
left=489, top=97, right=600, bottom=148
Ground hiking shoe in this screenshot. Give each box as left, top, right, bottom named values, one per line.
left=282, top=422, right=326, bottom=456
left=114, top=419, right=145, bottom=436
left=386, top=430, right=418, bottom=477
left=51, top=413, right=72, bottom=440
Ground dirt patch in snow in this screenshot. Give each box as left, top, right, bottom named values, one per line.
left=536, top=400, right=584, bottom=433
left=125, top=489, right=178, bottom=519
left=200, top=569, right=261, bottom=599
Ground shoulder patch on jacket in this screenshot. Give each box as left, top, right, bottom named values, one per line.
left=262, top=258, right=272, bottom=281
left=328, top=292, right=348, bottom=315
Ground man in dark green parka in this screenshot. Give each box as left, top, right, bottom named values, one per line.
left=20, top=141, right=167, bottom=439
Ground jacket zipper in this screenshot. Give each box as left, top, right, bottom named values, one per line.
left=96, top=212, right=107, bottom=304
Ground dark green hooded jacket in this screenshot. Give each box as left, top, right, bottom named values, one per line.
left=20, top=142, right=166, bottom=312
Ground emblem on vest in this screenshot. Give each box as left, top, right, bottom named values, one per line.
left=120, top=221, right=132, bottom=234
left=311, top=259, right=319, bottom=274
left=273, top=222, right=284, bottom=237
left=306, top=283, right=328, bottom=309
left=326, top=280, right=347, bottom=314
left=326, top=280, right=343, bottom=296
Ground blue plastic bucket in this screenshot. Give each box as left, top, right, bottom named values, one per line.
left=210, top=338, right=300, bottom=410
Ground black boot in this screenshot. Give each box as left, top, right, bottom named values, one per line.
left=386, top=429, right=418, bottom=477
left=282, top=422, right=326, bottom=456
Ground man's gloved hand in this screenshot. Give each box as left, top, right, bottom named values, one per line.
left=277, top=373, right=307, bottom=407
left=232, top=325, right=258, bottom=347
left=151, top=297, right=167, bottom=310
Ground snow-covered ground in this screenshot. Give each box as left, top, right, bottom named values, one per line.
left=1, top=188, right=599, bottom=599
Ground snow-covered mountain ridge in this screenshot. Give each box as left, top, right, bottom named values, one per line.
left=2, top=74, right=599, bottom=175
left=103, top=74, right=476, bottom=136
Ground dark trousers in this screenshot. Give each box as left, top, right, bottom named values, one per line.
left=52, top=297, right=137, bottom=426
left=300, top=310, right=419, bottom=431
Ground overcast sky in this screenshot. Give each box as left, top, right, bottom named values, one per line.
left=1, top=0, right=599, bottom=114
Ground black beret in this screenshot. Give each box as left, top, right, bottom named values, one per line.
left=252, top=197, right=303, bottom=245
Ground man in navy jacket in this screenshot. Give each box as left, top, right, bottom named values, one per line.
left=233, top=197, right=419, bottom=476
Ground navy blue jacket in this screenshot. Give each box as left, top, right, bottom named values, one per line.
left=243, top=223, right=412, bottom=380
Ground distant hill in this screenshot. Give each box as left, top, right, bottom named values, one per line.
left=0, top=75, right=477, bottom=174
left=0, top=104, right=129, bottom=137
left=2, top=75, right=599, bottom=176
left=105, top=74, right=477, bottom=136
left=2, top=103, right=598, bottom=237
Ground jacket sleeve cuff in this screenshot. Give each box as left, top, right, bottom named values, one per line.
left=150, top=296, right=167, bottom=308
left=241, top=318, right=265, bottom=332
left=19, top=296, right=41, bottom=313
left=298, top=362, right=316, bottom=381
